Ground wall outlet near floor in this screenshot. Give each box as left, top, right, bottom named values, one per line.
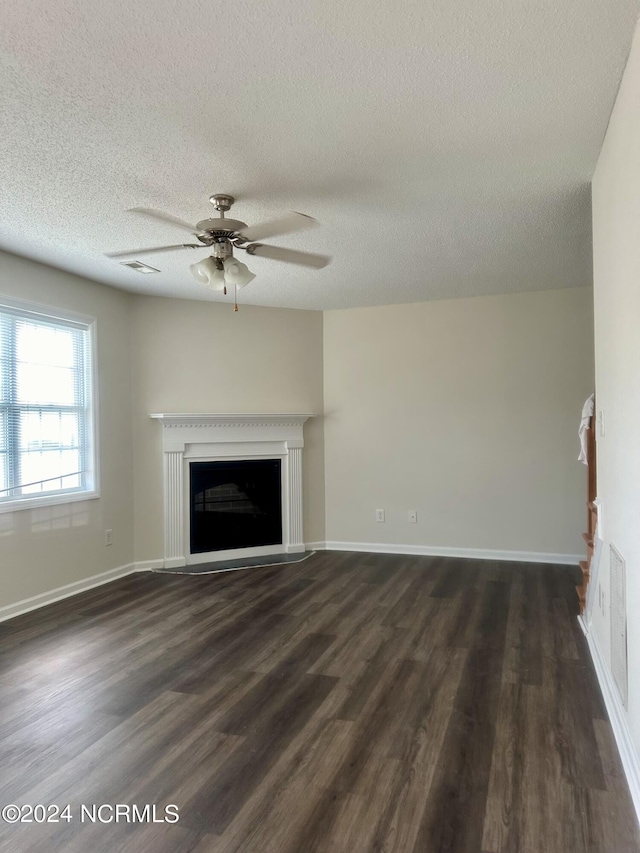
left=375, top=509, right=385, bottom=523
left=105, top=529, right=113, bottom=546
left=408, top=510, right=417, bottom=523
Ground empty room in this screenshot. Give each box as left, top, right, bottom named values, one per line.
left=1, top=1, right=640, bottom=851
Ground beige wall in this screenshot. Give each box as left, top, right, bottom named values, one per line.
left=130, top=295, right=325, bottom=561
left=592, top=22, right=640, bottom=757
left=324, top=288, right=594, bottom=557
left=0, top=251, right=134, bottom=608
left=0, top=255, right=595, bottom=610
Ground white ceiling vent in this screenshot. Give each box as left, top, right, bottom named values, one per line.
left=119, top=261, right=160, bottom=274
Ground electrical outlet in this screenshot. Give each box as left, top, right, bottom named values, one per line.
left=105, top=529, right=113, bottom=546
left=598, top=409, right=605, bottom=438
left=375, top=509, right=385, bottom=523
left=408, top=510, right=417, bottom=523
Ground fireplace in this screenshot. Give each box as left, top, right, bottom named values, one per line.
left=190, top=459, right=282, bottom=554
left=151, top=413, right=312, bottom=567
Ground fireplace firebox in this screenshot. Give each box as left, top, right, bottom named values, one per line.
left=189, top=459, right=282, bottom=554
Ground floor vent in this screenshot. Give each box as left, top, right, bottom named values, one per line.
left=610, top=544, right=628, bottom=708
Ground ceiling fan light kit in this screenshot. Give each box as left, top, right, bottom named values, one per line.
left=189, top=256, right=223, bottom=287
left=107, top=193, right=330, bottom=311
left=189, top=256, right=255, bottom=291
left=223, top=256, right=256, bottom=288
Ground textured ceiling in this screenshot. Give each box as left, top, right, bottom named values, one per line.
left=1, top=1, right=638, bottom=311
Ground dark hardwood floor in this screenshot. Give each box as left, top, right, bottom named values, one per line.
left=0, top=552, right=638, bottom=852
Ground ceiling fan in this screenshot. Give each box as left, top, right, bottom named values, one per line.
left=106, top=194, right=331, bottom=309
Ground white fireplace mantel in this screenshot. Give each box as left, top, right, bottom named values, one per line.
left=151, top=413, right=313, bottom=567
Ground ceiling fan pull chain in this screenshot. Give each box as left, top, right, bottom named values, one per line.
left=234, top=281, right=238, bottom=312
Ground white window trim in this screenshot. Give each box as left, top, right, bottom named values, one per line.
left=0, top=294, right=100, bottom=514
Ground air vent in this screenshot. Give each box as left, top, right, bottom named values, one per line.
left=120, top=261, right=160, bottom=274
left=610, top=544, right=628, bottom=707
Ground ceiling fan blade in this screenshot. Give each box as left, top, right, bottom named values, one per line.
left=105, top=243, right=202, bottom=258
left=238, top=212, right=319, bottom=242
left=247, top=243, right=330, bottom=269
left=127, top=208, right=200, bottom=234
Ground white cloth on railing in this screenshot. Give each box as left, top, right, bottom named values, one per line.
left=578, top=393, right=595, bottom=464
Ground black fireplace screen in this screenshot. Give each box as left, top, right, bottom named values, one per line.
left=189, top=459, right=282, bottom=554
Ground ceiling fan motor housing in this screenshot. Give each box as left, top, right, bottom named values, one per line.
left=195, top=218, right=248, bottom=238
left=209, top=237, right=234, bottom=259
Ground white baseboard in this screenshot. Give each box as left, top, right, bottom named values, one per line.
left=310, top=540, right=581, bottom=565
left=582, top=620, right=640, bottom=824
left=134, top=559, right=165, bottom=572
left=0, top=562, right=139, bottom=624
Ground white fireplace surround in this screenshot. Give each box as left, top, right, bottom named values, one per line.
left=150, top=413, right=312, bottom=567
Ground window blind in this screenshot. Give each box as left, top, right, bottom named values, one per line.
left=0, top=303, right=94, bottom=504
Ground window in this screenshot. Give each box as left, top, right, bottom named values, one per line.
left=0, top=298, right=96, bottom=510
